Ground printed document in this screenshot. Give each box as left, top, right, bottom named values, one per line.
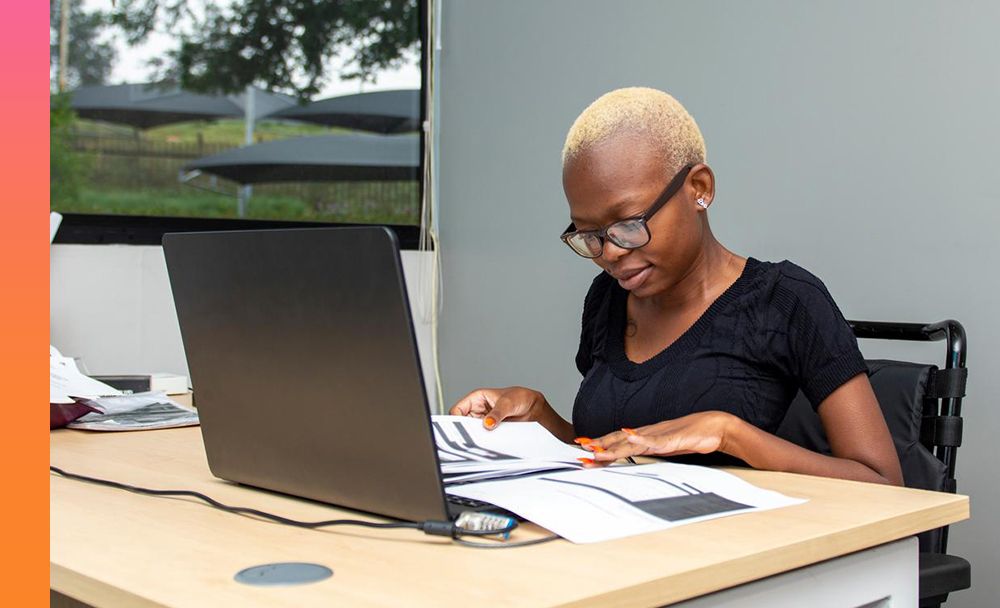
left=68, top=391, right=199, bottom=431
left=433, top=416, right=807, bottom=543
left=433, top=415, right=588, bottom=484
left=448, top=462, right=806, bottom=543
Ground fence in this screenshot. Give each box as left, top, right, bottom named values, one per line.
left=67, top=131, right=421, bottom=224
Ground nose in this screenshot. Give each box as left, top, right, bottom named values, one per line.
left=601, top=238, right=631, bottom=263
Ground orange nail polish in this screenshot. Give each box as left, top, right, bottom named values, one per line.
left=621, top=428, right=636, bottom=436
left=590, top=445, right=606, bottom=453
left=573, top=437, right=593, bottom=445
left=484, top=417, right=497, bottom=429
left=577, top=457, right=595, bottom=465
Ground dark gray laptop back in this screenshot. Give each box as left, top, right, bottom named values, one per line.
left=163, top=226, right=449, bottom=522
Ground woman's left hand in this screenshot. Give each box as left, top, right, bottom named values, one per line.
left=579, top=411, right=739, bottom=466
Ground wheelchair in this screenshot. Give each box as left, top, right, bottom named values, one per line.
left=777, top=320, right=971, bottom=607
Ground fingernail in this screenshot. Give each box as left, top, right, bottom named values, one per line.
left=590, top=445, right=606, bottom=453
left=483, top=417, right=497, bottom=429
left=577, top=457, right=595, bottom=465
left=573, top=437, right=593, bottom=445
left=621, top=428, right=636, bottom=436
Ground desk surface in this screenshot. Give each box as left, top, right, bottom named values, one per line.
left=50, top=427, right=968, bottom=608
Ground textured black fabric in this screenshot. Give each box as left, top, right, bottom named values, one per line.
left=573, top=258, right=869, bottom=460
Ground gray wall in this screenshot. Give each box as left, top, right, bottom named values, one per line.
left=437, top=2, right=999, bottom=605
left=50, top=245, right=440, bottom=408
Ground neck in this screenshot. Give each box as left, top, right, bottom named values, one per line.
left=640, top=232, right=742, bottom=312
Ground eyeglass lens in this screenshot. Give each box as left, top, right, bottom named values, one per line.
left=565, top=218, right=650, bottom=258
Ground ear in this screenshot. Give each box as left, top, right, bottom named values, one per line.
left=688, top=163, right=716, bottom=210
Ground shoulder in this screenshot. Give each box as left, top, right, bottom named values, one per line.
left=770, top=260, right=836, bottom=296
left=749, top=259, right=843, bottom=317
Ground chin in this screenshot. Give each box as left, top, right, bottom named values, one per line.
left=633, top=266, right=680, bottom=299
left=629, top=284, right=655, bottom=298
left=627, top=273, right=660, bottom=298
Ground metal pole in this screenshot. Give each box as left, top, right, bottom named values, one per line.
left=237, top=85, right=256, bottom=217
left=244, top=85, right=256, bottom=146
left=237, top=186, right=248, bottom=217
left=58, top=0, right=70, bottom=92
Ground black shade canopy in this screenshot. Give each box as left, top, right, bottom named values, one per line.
left=67, top=83, right=296, bottom=129
left=183, top=134, right=419, bottom=184
left=266, top=89, right=420, bottom=134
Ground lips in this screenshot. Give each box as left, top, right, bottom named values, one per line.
left=613, top=265, right=652, bottom=291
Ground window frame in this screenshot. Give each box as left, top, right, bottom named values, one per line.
left=52, top=0, right=428, bottom=251
left=51, top=213, right=425, bottom=248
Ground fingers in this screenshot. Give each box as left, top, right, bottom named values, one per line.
left=583, top=426, right=692, bottom=461
left=611, top=426, right=684, bottom=458
left=575, top=413, right=729, bottom=465
left=592, top=437, right=649, bottom=463
left=576, top=457, right=610, bottom=468
left=483, top=391, right=532, bottom=429
left=579, top=429, right=646, bottom=464
left=451, top=387, right=547, bottom=431
left=448, top=389, right=497, bottom=417
left=586, top=429, right=631, bottom=453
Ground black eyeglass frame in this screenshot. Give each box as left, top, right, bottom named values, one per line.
left=559, top=163, right=695, bottom=258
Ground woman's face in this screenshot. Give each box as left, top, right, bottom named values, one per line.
left=562, top=133, right=714, bottom=299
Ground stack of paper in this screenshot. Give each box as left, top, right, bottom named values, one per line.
left=447, top=462, right=807, bottom=543
left=433, top=416, right=808, bottom=543
left=51, top=345, right=199, bottom=431
left=432, top=415, right=589, bottom=485
left=50, top=345, right=122, bottom=404
left=68, top=391, right=199, bottom=431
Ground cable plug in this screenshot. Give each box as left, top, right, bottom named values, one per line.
left=455, top=511, right=517, bottom=540
left=419, top=520, right=457, bottom=537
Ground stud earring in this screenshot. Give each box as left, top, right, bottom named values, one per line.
left=696, top=197, right=708, bottom=209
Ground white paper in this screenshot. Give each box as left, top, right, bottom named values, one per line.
left=76, top=391, right=181, bottom=415
left=447, top=462, right=807, bottom=544
left=50, top=345, right=122, bottom=404
left=433, top=415, right=586, bottom=461
left=50, top=211, right=63, bottom=243
left=68, top=391, right=199, bottom=431
left=432, top=415, right=589, bottom=484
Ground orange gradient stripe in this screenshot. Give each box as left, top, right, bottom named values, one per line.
left=1, top=0, right=49, bottom=602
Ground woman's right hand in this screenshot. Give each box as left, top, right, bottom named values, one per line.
left=449, top=386, right=575, bottom=443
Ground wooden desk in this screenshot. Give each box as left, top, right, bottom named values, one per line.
left=50, top=428, right=968, bottom=607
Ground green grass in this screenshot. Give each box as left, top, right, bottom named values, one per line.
left=62, top=117, right=419, bottom=224
left=55, top=186, right=419, bottom=225
left=77, top=118, right=342, bottom=147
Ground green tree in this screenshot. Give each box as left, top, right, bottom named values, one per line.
left=112, top=0, right=420, bottom=98
left=50, top=94, right=90, bottom=206
left=50, top=0, right=118, bottom=89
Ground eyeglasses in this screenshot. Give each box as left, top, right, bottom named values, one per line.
left=560, top=163, right=694, bottom=258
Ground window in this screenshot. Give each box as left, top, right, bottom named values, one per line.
left=50, top=0, right=425, bottom=246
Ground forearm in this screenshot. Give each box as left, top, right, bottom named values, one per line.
left=721, top=417, right=899, bottom=485
left=536, top=398, right=576, bottom=444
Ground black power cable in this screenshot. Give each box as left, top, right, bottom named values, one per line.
left=50, top=466, right=559, bottom=548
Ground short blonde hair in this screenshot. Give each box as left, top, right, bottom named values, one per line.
left=562, top=87, right=706, bottom=174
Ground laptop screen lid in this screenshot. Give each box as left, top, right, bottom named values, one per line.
left=163, top=226, right=449, bottom=522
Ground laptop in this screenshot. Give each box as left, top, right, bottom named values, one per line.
left=163, top=226, right=485, bottom=522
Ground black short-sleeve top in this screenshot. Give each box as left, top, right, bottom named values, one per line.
left=572, top=258, right=867, bottom=452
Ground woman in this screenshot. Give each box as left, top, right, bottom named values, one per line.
left=450, top=87, right=903, bottom=485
